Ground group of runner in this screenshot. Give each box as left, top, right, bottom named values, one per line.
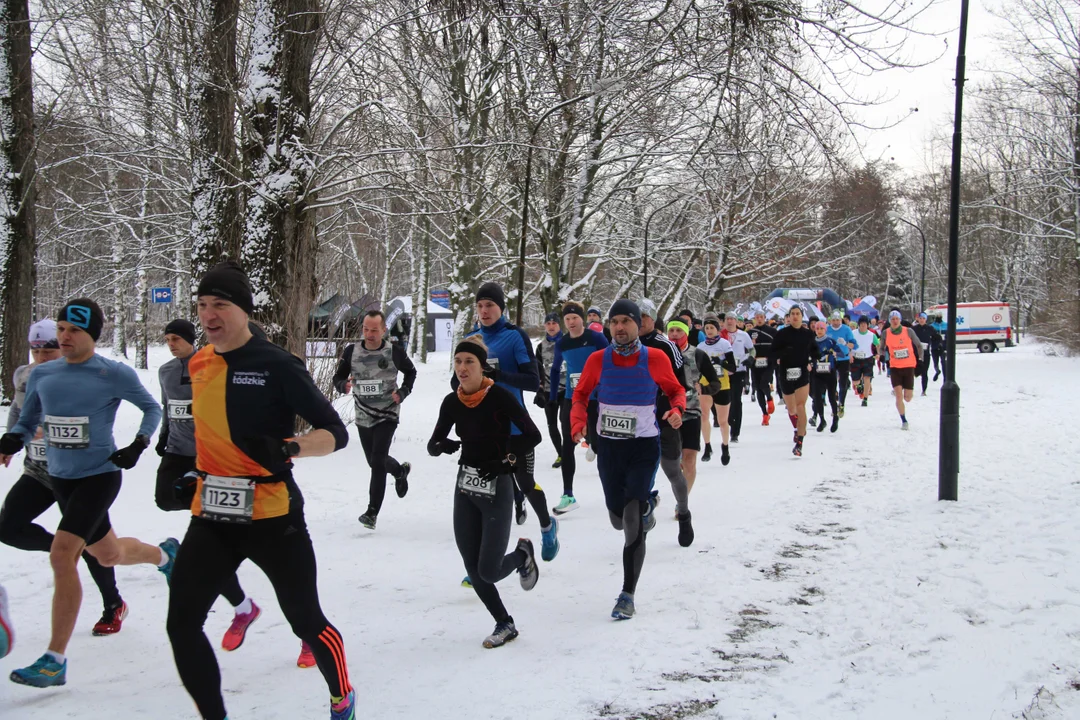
left=0, top=271, right=947, bottom=718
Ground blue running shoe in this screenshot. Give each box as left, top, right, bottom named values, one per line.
left=10, top=653, right=66, bottom=687
left=461, top=576, right=472, bottom=589
left=158, top=537, right=180, bottom=586
left=611, top=592, right=636, bottom=621
left=331, top=689, right=356, bottom=720
left=541, top=516, right=560, bottom=561
left=0, top=585, right=12, bottom=659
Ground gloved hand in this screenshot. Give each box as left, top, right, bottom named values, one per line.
left=174, top=470, right=199, bottom=506
left=428, top=438, right=461, bottom=457
left=0, top=432, right=25, bottom=456
left=109, top=435, right=149, bottom=470
left=243, top=436, right=300, bottom=468
left=533, top=392, right=547, bottom=409
left=482, top=365, right=500, bottom=383
left=155, top=434, right=167, bottom=457
left=742, top=356, right=755, bottom=369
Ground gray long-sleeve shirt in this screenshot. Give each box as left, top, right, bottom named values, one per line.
left=158, top=353, right=196, bottom=456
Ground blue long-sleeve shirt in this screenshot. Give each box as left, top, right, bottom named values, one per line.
left=813, top=335, right=844, bottom=371
left=550, top=329, right=608, bottom=402
left=461, top=316, right=538, bottom=436
left=826, top=323, right=856, bottom=361
left=11, top=354, right=161, bottom=479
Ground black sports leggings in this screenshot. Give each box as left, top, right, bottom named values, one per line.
left=156, top=454, right=245, bottom=607
left=608, top=500, right=647, bottom=595
left=453, top=474, right=525, bottom=623
left=0, top=473, right=121, bottom=609
left=751, top=365, right=772, bottom=414
left=834, top=360, right=851, bottom=407
left=543, top=397, right=561, bottom=457
left=557, top=399, right=577, bottom=497
left=356, top=422, right=403, bottom=515
left=811, top=371, right=839, bottom=417
left=728, top=372, right=745, bottom=437
left=167, top=512, right=352, bottom=720
left=508, top=434, right=551, bottom=528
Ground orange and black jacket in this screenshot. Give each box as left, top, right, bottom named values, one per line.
left=188, top=335, right=348, bottom=520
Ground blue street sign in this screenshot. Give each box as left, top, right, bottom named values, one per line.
left=151, top=287, right=173, bottom=304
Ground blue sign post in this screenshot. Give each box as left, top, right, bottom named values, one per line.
left=151, top=287, right=173, bottom=304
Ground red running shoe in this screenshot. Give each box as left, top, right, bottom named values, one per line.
left=92, top=601, right=128, bottom=636
left=297, top=641, right=317, bottom=668
left=221, top=602, right=261, bottom=651
left=762, top=414, right=770, bottom=426
left=767, top=399, right=775, bottom=415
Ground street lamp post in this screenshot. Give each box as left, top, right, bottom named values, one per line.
left=887, top=211, right=928, bottom=311
left=939, top=0, right=970, bottom=502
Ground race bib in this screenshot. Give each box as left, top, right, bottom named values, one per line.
left=893, top=348, right=909, bottom=360
left=569, top=373, right=581, bottom=390
left=354, top=380, right=384, bottom=397
left=854, top=351, right=868, bottom=359
left=785, top=368, right=802, bottom=381
left=28, top=439, right=48, bottom=462
left=599, top=410, right=637, bottom=439
left=168, top=400, right=193, bottom=420
left=44, top=415, right=90, bottom=449
left=200, top=475, right=254, bottom=524
left=457, top=465, right=496, bottom=498
left=815, top=361, right=832, bottom=374
left=486, top=358, right=500, bottom=371
left=755, top=357, right=768, bottom=368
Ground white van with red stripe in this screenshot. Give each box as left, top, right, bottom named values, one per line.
left=927, top=302, right=1013, bottom=353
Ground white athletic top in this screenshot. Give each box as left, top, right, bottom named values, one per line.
left=852, top=330, right=876, bottom=359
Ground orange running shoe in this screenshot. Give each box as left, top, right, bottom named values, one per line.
left=297, top=641, right=317, bottom=668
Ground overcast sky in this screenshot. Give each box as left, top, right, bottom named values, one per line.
left=851, top=0, right=1008, bottom=175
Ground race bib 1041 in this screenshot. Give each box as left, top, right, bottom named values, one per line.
left=599, top=410, right=637, bottom=439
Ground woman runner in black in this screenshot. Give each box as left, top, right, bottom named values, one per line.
left=771, top=305, right=817, bottom=456
left=428, top=335, right=540, bottom=648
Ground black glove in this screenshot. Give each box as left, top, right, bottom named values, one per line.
left=0, top=432, right=24, bottom=456
left=742, top=356, right=755, bottom=369
left=397, top=386, right=411, bottom=402
left=109, top=435, right=149, bottom=470
left=429, top=438, right=461, bottom=457
left=243, top=435, right=300, bottom=468
left=174, top=470, right=199, bottom=506
left=155, top=434, right=167, bottom=457
left=482, top=365, right=500, bottom=383
left=533, top=392, right=547, bottom=409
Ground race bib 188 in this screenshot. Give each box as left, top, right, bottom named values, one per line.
left=354, top=380, right=384, bottom=397
left=28, top=439, right=48, bottom=462
left=44, top=415, right=90, bottom=449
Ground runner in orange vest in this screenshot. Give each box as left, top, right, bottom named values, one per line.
left=881, top=310, right=924, bottom=430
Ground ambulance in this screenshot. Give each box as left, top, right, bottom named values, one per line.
left=926, top=302, right=1013, bottom=353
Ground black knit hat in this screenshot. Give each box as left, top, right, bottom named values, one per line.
left=197, top=261, right=254, bottom=314
left=562, top=302, right=585, bottom=320
left=163, top=319, right=196, bottom=346
left=57, top=298, right=105, bottom=342
left=608, top=299, right=641, bottom=328
left=475, top=282, right=506, bottom=312
left=544, top=312, right=561, bottom=325
left=703, top=315, right=722, bottom=330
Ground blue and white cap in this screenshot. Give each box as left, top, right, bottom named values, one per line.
left=28, top=319, right=58, bottom=349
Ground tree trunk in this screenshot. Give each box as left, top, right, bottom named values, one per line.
left=240, top=0, right=322, bottom=356
left=190, top=0, right=241, bottom=286
left=0, top=0, right=35, bottom=404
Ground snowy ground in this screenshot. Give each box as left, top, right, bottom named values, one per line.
left=2, top=342, right=1080, bottom=719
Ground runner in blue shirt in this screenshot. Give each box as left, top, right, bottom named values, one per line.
left=0, top=299, right=173, bottom=688
left=826, top=311, right=856, bottom=416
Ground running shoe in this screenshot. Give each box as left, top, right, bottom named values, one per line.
left=816, top=416, right=827, bottom=433
left=517, top=539, right=539, bottom=590
left=720, top=444, right=730, bottom=466
left=933, top=370, right=941, bottom=381
left=158, top=537, right=180, bottom=586
left=540, top=517, right=559, bottom=561
left=677, top=511, right=694, bottom=548
left=515, top=502, right=528, bottom=526
left=552, top=495, right=578, bottom=515
left=731, top=436, right=739, bottom=443
left=861, top=398, right=868, bottom=407
left=767, top=399, right=775, bottom=415
left=358, top=512, right=376, bottom=530
left=856, top=382, right=865, bottom=397
left=10, top=653, right=66, bottom=688
left=331, top=689, right=356, bottom=720
left=701, top=443, right=712, bottom=462
left=830, top=415, right=839, bottom=433
left=809, top=413, right=819, bottom=426
left=712, top=417, right=720, bottom=428
left=297, top=641, right=317, bottom=668
left=642, top=493, right=658, bottom=534
left=921, top=390, right=927, bottom=397
left=761, top=414, right=770, bottom=426
left=222, top=601, right=261, bottom=651
left=483, top=620, right=518, bottom=648
left=902, top=420, right=910, bottom=431
left=793, top=437, right=803, bottom=457
left=611, top=592, right=635, bottom=620
left=92, top=601, right=128, bottom=636
left=551, top=456, right=562, bottom=469
left=461, top=576, right=473, bottom=589
left=0, top=584, right=12, bottom=659
left=395, top=462, right=410, bottom=499
left=838, top=405, right=845, bottom=418
left=585, top=447, right=596, bottom=462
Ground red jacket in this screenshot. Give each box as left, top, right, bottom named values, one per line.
left=570, top=347, right=686, bottom=439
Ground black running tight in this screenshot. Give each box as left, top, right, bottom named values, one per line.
left=453, top=474, right=525, bottom=622
left=356, top=422, right=403, bottom=515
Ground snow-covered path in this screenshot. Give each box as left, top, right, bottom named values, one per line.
left=2, top=343, right=1079, bottom=719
